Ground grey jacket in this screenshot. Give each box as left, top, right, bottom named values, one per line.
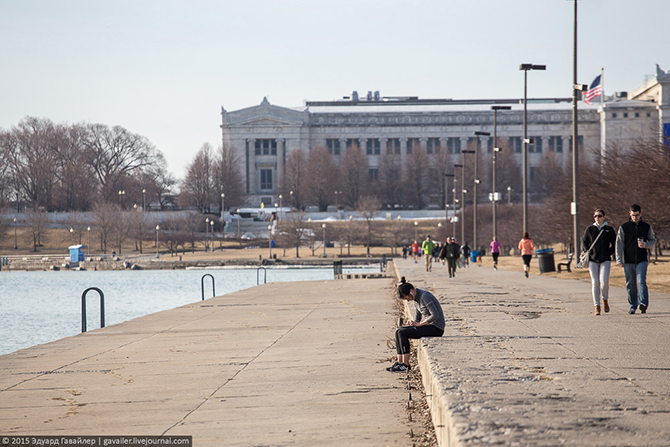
left=412, top=289, right=446, bottom=331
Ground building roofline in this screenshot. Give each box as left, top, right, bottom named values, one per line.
left=305, top=97, right=573, bottom=107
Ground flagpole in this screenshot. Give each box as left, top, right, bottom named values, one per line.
left=600, top=67, right=605, bottom=107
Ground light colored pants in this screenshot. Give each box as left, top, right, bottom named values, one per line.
left=424, top=254, right=433, bottom=271
left=588, top=261, right=611, bottom=306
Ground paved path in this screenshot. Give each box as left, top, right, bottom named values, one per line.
left=1, top=278, right=414, bottom=446
left=394, top=258, right=670, bottom=446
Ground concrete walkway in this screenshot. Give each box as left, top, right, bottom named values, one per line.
left=394, top=258, right=670, bottom=446
left=1, top=278, right=413, bottom=446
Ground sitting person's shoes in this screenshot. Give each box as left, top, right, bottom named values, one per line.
left=640, top=304, right=647, bottom=314
left=387, top=362, right=410, bottom=373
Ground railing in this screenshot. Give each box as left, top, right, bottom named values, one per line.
left=201, top=274, right=215, bottom=301
left=257, top=267, right=267, bottom=285
left=81, top=287, right=105, bottom=333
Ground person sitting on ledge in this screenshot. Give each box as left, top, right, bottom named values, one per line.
left=387, top=277, right=445, bottom=373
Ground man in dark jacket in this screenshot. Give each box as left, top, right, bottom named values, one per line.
left=443, top=237, right=461, bottom=278
left=615, top=204, right=656, bottom=314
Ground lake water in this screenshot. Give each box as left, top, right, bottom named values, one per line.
left=0, top=265, right=380, bottom=356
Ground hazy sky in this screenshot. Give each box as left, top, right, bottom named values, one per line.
left=1, top=0, right=667, bottom=178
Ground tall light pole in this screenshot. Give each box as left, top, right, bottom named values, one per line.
left=155, top=225, right=160, bottom=258
left=13, top=218, right=18, bottom=250
left=87, top=226, right=91, bottom=257
left=454, top=164, right=463, bottom=242
left=69, top=227, right=74, bottom=246
left=118, top=190, right=125, bottom=207
left=571, top=0, right=581, bottom=258
left=444, top=173, right=454, bottom=230
left=210, top=220, right=214, bottom=251
left=322, top=223, right=327, bottom=258
left=507, top=186, right=512, bottom=204
left=278, top=194, right=283, bottom=223
left=414, top=221, right=418, bottom=240
left=457, top=149, right=475, bottom=244
left=205, top=218, right=210, bottom=252
left=142, top=188, right=146, bottom=211
left=236, top=208, right=241, bottom=239
left=473, top=131, right=490, bottom=250
left=221, top=193, right=226, bottom=222
left=491, top=106, right=511, bottom=240
left=520, top=63, right=546, bottom=234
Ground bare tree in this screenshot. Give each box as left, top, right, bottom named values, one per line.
left=306, top=146, right=338, bottom=211
left=404, top=145, right=430, bottom=209
left=214, top=144, right=246, bottom=213
left=276, top=212, right=310, bottom=257
left=2, top=117, right=60, bottom=211
left=83, top=123, right=160, bottom=204
left=280, top=148, right=308, bottom=210
left=180, top=143, right=215, bottom=212
left=340, top=145, right=368, bottom=208
left=26, top=208, right=49, bottom=252
left=54, top=124, right=97, bottom=211
left=377, top=152, right=403, bottom=209
left=357, top=195, right=381, bottom=250
left=93, top=202, right=119, bottom=254
left=109, top=210, right=132, bottom=255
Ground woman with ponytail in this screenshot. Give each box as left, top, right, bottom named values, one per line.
left=388, top=277, right=445, bottom=373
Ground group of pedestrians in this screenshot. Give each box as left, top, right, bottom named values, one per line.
left=388, top=204, right=656, bottom=374
left=519, top=204, right=656, bottom=316
left=585, top=204, right=655, bottom=315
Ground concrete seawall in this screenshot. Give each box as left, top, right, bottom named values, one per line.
left=395, top=258, right=670, bottom=446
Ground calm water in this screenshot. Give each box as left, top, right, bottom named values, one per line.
left=0, top=266, right=379, bottom=356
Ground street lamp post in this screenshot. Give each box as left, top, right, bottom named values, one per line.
left=236, top=208, right=241, bottom=239
left=221, top=193, right=226, bottom=222
left=210, top=220, right=214, bottom=251
left=13, top=218, right=18, bottom=249
left=205, top=218, right=210, bottom=252
left=278, top=194, right=283, bottom=222
left=69, top=227, right=74, bottom=246
left=456, top=149, right=474, bottom=244
left=520, top=63, right=546, bottom=234
left=444, top=173, right=454, bottom=230
left=87, top=227, right=91, bottom=257
left=571, top=0, right=581, bottom=258
left=322, top=223, right=327, bottom=258
left=118, top=190, right=125, bottom=207
left=142, top=189, right=146, bottom=211
left=507, top=186, right=512, bottom=204
left=155, top=225, right=160, bottom=259
left=473, top=131, right=490, bottom=250
left=491, top=106, right=511, bottom=240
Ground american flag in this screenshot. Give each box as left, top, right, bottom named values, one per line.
left=584, top=75, right=602, bottom=105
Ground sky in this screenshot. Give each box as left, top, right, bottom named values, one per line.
left=1, top=0, right=668, bottom=179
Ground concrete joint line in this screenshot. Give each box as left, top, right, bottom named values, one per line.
left=161, top=299, right=327, bottom=436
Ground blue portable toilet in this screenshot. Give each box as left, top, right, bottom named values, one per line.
left=69, top=244, right=87, bottom=263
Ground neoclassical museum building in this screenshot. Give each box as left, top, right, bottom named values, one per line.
left=221, top=65, right=670, bottom=208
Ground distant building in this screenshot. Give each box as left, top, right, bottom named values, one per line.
left=221, top=65, right=670, bottom=208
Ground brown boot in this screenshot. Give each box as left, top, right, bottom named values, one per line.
left=603, top=300, right=610, bottom=313
left=594, top=305, right=601, bottom=316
